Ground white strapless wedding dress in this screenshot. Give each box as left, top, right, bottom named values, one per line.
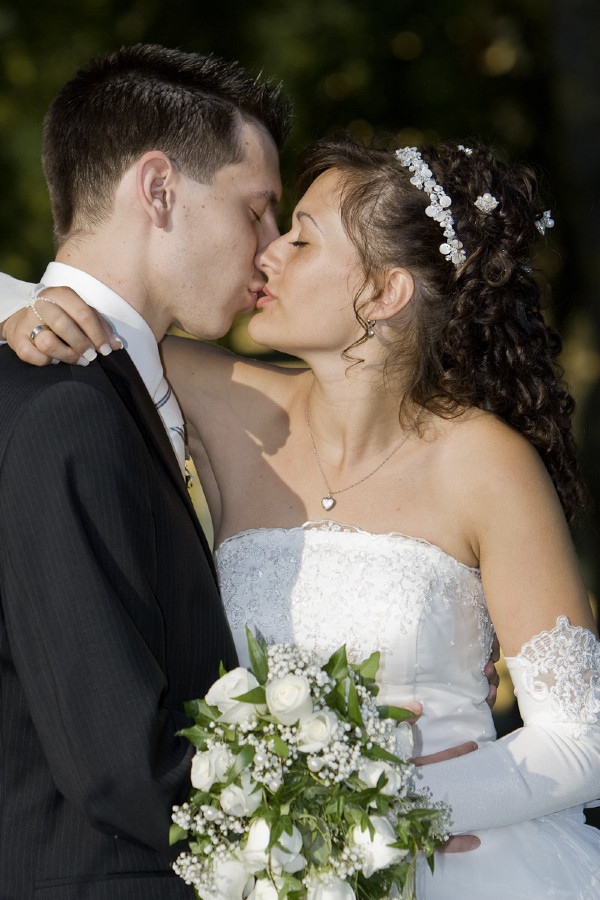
left=215, top=521, right=600, bottom=899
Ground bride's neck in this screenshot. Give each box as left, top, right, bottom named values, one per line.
left=302, top=372, right=416, bottom=460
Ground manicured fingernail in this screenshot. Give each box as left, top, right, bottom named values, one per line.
left=112, top=336, right=124, bottom=348
left=77, top=356, right=90, bottom=367
left=99, top=343, right=112, bottom=356
left=83, top=348, right=97, bottom=361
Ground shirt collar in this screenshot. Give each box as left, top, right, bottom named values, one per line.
left=41, top=261, right=165, bottom=398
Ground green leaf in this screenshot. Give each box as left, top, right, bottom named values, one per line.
left=269, top=734, right=290, bottom=759
left=233, top=685, right=267, bottom=705
left=377, top=704, right=414, bottom=722
left=219, top=660, right=228, bottom=677
left=323, top=644, right=349, bottom=681
left=183, top=698, right=220, bottom=722
left=277, top=872, right=304, bottom=897
left=175, top=724, right=210, bottom=749
left=365, top=744, right=403, bottom=765
left=169, top=823, right=188, bottom=845
left=324, top=686, right=346, bottom=715
left=303, top=829, right=330, bottom=866
left=357, top=650, right=380, bottom=681
left=225, top=743, right=256, bottom=784
left=343, top=805, right=364, bottom=828
left=346, top=676, right=363, bottom=725
left=246, top=627, right=269, bottom=683
left=335, top=679, right=349, bottom=714
left=269, top=816, right=284, bottom=849
left=280, top=814, right=294, bottom=835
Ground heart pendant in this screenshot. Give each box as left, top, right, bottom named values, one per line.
left=321, top=496, right=336, bottom=511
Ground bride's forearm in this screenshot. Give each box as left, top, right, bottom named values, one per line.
left=417, top=620, right=600, bottom=832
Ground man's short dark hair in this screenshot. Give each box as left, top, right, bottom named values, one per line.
left=42, top=43, right=291, bottom=245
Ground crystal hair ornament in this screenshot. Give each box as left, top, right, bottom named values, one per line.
left=395, top=147, right=467, bottom=267
left=535, top=210, right=555, bottom=235
left=474, top=193, right=499, bottom=214
left=458, top=145, right=473, bottom=156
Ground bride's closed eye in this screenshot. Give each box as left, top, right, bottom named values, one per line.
left=290, top=240, right=308, bottom=247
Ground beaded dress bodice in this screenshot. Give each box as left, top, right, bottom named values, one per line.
left=214, top=521, right=496, bottom=758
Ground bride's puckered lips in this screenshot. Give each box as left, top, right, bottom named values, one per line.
left=256, top=285, right=276, bottom=308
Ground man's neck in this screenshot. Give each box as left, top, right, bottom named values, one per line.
left=55, top=243, right=169, bottom=341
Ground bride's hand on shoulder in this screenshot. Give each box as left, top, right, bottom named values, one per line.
left=2, top=287, right=121, bottom=366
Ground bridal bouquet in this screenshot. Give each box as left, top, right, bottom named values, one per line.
left=171, top=630, right=450, bottom=900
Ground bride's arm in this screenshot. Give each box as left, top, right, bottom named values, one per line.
left=0, top=277, right=290, bottom=435
left=0, top=272, right=35, bottom=325
left=0, top=280, right=120, bottom=362
left=418, top=416, right=600, bottom=832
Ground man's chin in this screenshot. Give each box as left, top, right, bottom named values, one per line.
left=168, top=317, right=232, bottom=341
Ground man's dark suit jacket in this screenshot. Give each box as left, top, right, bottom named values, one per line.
left=0, top=346, right=238, bottom=898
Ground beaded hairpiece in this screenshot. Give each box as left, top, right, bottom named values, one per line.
left=535, top=210, right=555, bottom=235
left=396, top=146, right=554, bottom=267
left=395, top=146, right=466, bottom=267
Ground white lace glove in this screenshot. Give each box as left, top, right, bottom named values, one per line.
left=417, top=616, right=600, bottom=833
left=0, top=273, right=36, bottom=330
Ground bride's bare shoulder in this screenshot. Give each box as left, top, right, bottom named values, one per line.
left=432, top=406, right=554, bottom=503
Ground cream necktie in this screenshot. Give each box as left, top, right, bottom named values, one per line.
left=153, top=376, right=186, bottom=477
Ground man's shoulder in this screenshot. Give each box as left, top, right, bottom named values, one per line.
left=0, top=345, right=111, bottom=408
left=0, top=349, right=145, bottom=451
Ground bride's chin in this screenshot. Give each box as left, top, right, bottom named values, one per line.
left=248, top=317, right=279, bottom=345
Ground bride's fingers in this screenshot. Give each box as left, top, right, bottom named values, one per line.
left=412, top=740, right=478, bottom=766
left=437, top=834, right=481, bottom=854
left=35, top=291, right=121, bottom=357
left=5, top=308, right=92, bottom=366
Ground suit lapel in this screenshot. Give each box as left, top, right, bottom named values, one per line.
left=97, top=350, right=219, bottom=580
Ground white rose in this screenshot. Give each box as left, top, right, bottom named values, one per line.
left=243, top=818, right=270, bottom=871
left=205, top=667, right=265, bottom=724
left=271, top=821, right=306, bottom=873
left=394, top=721, right=414, bottom=761
left=307, top=877, right=356, bottom=900
left=246, top=877, right=281, bottom=900
left=296, top=711, right=339, bottom=753
left=265, top=674, right=313, bottom=725
left=191, top=745, right=234, bottom=791
left=358, top=759, right=405, bottom=796
left=219, top=770, right=262, bottom=817
left=197, top=855, right=249, bottom=900
left=243, top=818, right=306, bottom=875
left=351, top=815, right=408, bottom=877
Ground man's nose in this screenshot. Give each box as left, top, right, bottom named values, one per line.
left=257, top=217, right=281, bottom=257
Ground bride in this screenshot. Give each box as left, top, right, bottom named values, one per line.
left=2, top=136, right=600, bottom=897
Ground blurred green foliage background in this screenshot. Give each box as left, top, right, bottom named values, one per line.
left=1, top=0, right=599, bottom=593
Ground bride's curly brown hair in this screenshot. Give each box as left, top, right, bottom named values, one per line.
left=295, top=135, right=586, bottom=522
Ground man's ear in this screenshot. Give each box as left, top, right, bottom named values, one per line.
left=136, top=151, right=177, bottom=228
left=370, top=268, right=414, bottom=322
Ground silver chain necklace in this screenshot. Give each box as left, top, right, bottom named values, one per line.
left=305, top=404, right=423, bottom=511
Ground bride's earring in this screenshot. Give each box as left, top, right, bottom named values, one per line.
left=367, top=319, right=376, bottom=338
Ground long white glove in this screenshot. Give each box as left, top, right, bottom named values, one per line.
left=0, top=273, right=36, bottom=327
left=417, top=616, right=600, bottom=833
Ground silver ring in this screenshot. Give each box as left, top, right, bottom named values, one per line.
left=29, top=324, right=47, bottom=342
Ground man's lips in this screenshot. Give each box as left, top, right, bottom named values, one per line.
left=243, top=287, right=265, bottom=311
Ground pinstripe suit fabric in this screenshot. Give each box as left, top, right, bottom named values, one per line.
left=0, top=346, right=238, bottom=898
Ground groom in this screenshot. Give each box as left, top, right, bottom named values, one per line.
left=0, top=45, right=289, bottom=899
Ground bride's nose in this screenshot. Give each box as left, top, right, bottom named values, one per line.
left=258, top=233, right=285, bottom=273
